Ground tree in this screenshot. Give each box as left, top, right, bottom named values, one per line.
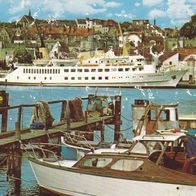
left=180, top=14, right=196, bottom=38
left=14, top=47, right=32, bottom=63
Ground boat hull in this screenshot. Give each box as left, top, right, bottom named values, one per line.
left=29, top=159, right=196, bottom=196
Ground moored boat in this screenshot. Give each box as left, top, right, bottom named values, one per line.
left=0, top=49, right=186, bottom=87
left=29, top=132, right=196, bottom=196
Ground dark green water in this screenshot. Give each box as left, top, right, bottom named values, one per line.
left=0, top=86, right=196, bottom=195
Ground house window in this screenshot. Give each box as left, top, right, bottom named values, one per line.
left=71, top=69, right=76, bottom=72
left=64, top=77, right=68, bottom=80
left=78, top=77, right=82, bottom=80
left=64, top=69, right=69, bottom=72
left=85, top=77, right=88, bottom=80
left=71, top=77, right=75, bottom=80
left=98, top=69, right=103, bottom=72
left=118, top=68, right=123, bottom=71
left=91, top=69, right=96, bottom=72
left=84, top=69, right=89, bottom=72
left=98, top=77, right=102, bottom=80
left=92, top=77, right=95, bottom=80
left=125, top=68, right=130, bottom=71
left=105, top=69, right=109, bottom=72
left=105, top=76, right=109, bottom=80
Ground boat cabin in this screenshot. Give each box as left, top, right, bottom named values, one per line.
left=132, top=99, right=179, bottom=136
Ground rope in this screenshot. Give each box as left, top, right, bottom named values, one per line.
left=121, top=115, right=132, bottom=122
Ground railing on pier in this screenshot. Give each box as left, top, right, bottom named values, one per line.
left=0, top=94, right=122, bottom=142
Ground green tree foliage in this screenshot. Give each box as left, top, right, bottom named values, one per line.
left=180, top=14, right=196, bottom=38
left=13, top=48, right=32, bottom=63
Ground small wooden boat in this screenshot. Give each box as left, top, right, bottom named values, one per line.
left=29, top=132, right=196, bottom=196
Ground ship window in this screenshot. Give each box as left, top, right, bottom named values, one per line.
left=111, top=159, right=144, bottom=171
left=98, top=69, right=103, bottom=72
left=92, top=77, right=95, bottom=80
left=50, top=69, right=52, bottom=74
left=118, top=68, right=123, bottom=71
left=88, top=60, right=91, bottom=63
left=78, top=77, right=82, bottom=80
left=44, top=77, right=47, bottom=80
left=64, top=69, right=69, bottom=72
left=45, top=69, right=47, bottom=74
left=60, top=64, right=64, bottom=67
left=85, top=77, right=88, bottom=80
left=71, top=69, right=76, bottom=72
left=42, top=69, right=44, bottom=74
left=84, top=69, right=89, bottom=72
left=105, top=69, right=109, bottom=72
left=132, top=68, right=136, bottom=71
left=169, top=61, right=172, bottom=65
left=64, top=77, right=68, bottom=80
left=58, top=69, right=60, bottom=74
left=161, top=110, right=170, bottom=121
left=125, top=68, right=130, bottom=71
left=107, top=60, right=109, bottom=63
left=78, top=69, right=83, bottom=72
left=37, top=69, right=39, bottom=74
left=98, top=77, right=102, bottom=80
left=139, top=67, right=143, bottom=71
left=34, top=69, right=36, bottom=74
left=83, top=157, right=112, bottom=168
left=105, top=76, right=109, bottom=80
left=23, top=69, right=25, bottom=73
left=71, top=77, right=75, bottom=80
left=34, top=77, right=36, bottom=80
left=17, top=76, right=19, bottom=79
left=91, top=69, right=96, bottom=72
left=28, top=77, right=30, bottom=79
left=95, top=61, right=98, bottom=63
left=50, top=77, right=52, bottom=80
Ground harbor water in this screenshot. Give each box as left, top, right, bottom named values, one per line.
left=1, top=86, right=196, bottom=195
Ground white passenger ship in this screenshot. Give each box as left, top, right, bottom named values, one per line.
left=0, top=49, right=186, bottom=87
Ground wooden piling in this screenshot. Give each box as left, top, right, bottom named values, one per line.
left=0, top=91, right=9, bottom=132
left=7, top=143, right=22, bottom=196
left=114, top=96, right=122, bottom=141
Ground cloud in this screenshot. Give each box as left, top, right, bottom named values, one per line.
left=149, top=9, right=166, bottom=19
left=115, top=10, right=134, bottom=19
left=134, top=2, right=141, bottom=7
left=167, top=0, right=194, bottom=19
left=8, top=0, right=121, bottom=19
left=143, top=0, right=164, bottom=7
left=147, top=0, right=195, bottom=26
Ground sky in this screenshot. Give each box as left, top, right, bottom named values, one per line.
left=0, top=0, right=195, bottom=27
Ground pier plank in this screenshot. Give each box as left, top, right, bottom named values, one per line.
left=0, top=116, right=113, bottom=147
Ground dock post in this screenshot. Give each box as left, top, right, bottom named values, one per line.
left=7, top=143, right=22, bottom=195
left=100, top=118, right=104, bottom=142
left=114, top=96, right=121, bottom=141
left=0, top=91, right=9, bottom=132
left=85, top=111, right=88, bottom=123
left=15, top=122, right=21, bottom=140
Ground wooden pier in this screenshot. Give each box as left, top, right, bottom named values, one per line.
left=0, top=92, right=122, bottom=195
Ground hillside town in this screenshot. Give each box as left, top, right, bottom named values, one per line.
left=0, top=10, right=196, bottom=84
